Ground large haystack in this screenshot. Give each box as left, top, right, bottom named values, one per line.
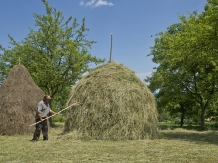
left=64, top=62, right=158, bottom=140
left=0, top=64, right=44, bottom=135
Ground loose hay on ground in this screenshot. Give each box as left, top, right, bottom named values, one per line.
left=64, top=62, right=159, bottom=140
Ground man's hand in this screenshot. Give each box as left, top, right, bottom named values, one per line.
left=38, top=113, right=44, bottom=122
left=51, top=111, right=58, bottom=115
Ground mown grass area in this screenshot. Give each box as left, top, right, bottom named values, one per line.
left=1, top=122, right=218, bottom=163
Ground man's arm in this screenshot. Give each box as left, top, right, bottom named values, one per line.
left=37, top=102, right=44, bottom=121
left=38, top=113, right=44, bottom=122
left=49, top=110, right=58, bottom=115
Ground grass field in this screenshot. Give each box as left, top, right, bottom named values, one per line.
left=1, top=122, right=218, bottom=163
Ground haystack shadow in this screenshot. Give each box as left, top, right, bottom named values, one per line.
left=159, top=125, right=218, bottom=145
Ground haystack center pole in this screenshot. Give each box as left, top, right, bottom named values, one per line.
left=109, top=33, right=113, bottom=62
left=29, top=102, right=82, bottom=126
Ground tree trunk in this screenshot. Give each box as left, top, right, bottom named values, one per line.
left=180, top=111, right=185, bottom=127
left=200, top=105, right=206, bottom=130
left=48, top=112, right=53, bottom=127
left=48, top=97, right=53, bottom=127
left=179, top=103, right=186, bottom=127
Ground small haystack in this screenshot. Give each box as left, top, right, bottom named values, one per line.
left=0, top=65, right=44, bottom=135
left=64, top=62, right=158, bottom=140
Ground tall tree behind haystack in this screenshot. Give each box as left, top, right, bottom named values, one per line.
left=0, top=0, right=104, bottom=113
left=0, top=64, right=44, bottom=135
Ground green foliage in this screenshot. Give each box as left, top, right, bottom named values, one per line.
left=0, top=0, right=104, bottom=106
left=146, top=1, right=218, bottom=129
left=52, top=115, right=65, bottom=122
left=50, top=86, right=71, bottom=112
left=0, top=46, right=10, bottom=85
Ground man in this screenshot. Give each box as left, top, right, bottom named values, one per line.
left=32, top=95, right=57, bottom=142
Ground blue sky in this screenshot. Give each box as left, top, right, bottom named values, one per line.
left=0, top=0, right=207, bottom=81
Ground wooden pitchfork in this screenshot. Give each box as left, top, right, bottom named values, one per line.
left=29, top=102, right=82, bottom=126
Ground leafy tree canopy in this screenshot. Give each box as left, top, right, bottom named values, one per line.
left=146, top=0, right=218, bottom=129
left=0, top=0, right=105, bottom=109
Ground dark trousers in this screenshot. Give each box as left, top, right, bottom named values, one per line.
left=32, top=118, right=48, bottom=140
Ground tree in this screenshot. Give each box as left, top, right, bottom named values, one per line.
left=0, top=49, right=9, bottom=86
left=0, top=0, right=104, bottom=109
left=161, top=88, right=197, bottom=126
left=146, top=1, right=218, bottom=129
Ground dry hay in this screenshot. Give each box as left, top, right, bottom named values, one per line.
left=0, top=64, right=44, bottom=135
left=64, top=62, right=159, bottom=140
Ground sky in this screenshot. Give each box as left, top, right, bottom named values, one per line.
left=0, top=0, right=207, bottom=82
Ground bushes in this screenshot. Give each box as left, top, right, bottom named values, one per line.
left=52, top=115, right=66, bottom=122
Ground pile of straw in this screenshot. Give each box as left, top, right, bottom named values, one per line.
left=64, top=62, right=158, bottom=140
left=0, top=65, right=44, bottom=135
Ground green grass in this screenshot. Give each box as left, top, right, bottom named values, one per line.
left=1, top=122, right=218, bottom=163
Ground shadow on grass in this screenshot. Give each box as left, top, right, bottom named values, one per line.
left=49, top=122, right=64, bottom=128
left=158, top=124, right=203, bottom=131
left=158, top=124, right=218, bottom=145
